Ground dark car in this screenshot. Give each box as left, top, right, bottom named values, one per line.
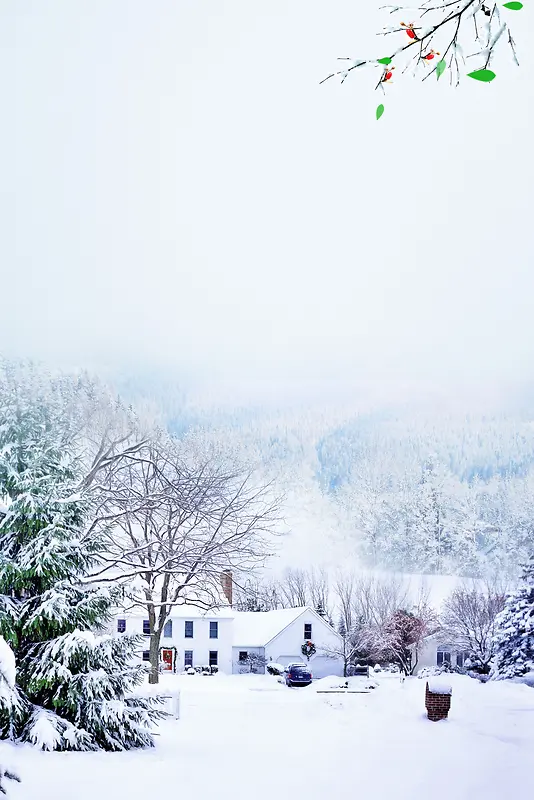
left=285, top=663, right=312, bottom=687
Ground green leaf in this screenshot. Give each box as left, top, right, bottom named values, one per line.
left=377, top=57, right=392, bottom=65
left=436, top=59, right=447, bottom=80
left=376, top=104, right=385, bottom=120
left=503, top=2, right=523, bottom=9
left=467, top=69, right=496, bottom=82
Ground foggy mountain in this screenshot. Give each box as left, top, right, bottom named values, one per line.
left=110, top=368, right=534, bottom=580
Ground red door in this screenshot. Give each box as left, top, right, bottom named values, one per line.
left=162, top=649, right=174, bottom=672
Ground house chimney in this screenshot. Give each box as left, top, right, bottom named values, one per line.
left=220, top=571, right=233, bottom=607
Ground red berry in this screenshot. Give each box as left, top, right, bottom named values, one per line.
left=426, top=53, right=434, bottom=60
left=385, top=71, right=393, bottom=80
left=407, top=29, right=415, bottom=39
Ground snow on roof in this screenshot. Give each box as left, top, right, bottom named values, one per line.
left=232, top=607, right=309, bottom=647
left=114, top=604, right=235, bottom=619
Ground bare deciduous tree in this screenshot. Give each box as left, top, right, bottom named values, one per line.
left=307, top=567, right=333, bottom=621
left=90, top=440, right=280, bottom=683
left=441, top=581, right=506, bottom=673
left=334, top=570, right=356, bottom=636
left=233, top=575, right=286, bottom=611
left=321, top=623, right=373, bottom=677
left=278, top=568, right=309, bottom=608
left=329, top=572, right=438, bottom=674
left=352, top=573, right=410, bottom=629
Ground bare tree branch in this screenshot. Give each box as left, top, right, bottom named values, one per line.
left=321, top=0, right=519, bottom=93
left=89, top=439, right=282, bottom=683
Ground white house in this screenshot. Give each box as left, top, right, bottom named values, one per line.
left=111, top=605, right=344, bottom=677
left=113, top=606, right=235, bottom=674
left=414, top=633, right=471, bottom=672
left=233, top=607, right=344, bottom=677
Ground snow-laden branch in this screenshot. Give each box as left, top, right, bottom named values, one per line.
left=321, top=0, right=519, bottom=92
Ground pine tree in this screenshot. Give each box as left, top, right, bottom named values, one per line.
left=492, top=556, right=534, bottom=680
left=0, top=636, right=21, bottom=794
left=0, top=387, right=165, bottom=751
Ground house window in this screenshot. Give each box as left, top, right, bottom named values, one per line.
left=163, top=620, right=173, bottom=638
left=142, top=650, right=150, bottom=661
left=456, top=651, right=470, bottom=668
left=143, top=620, right=150, bottom=636
left=239, top=651, right=248, bottom=662
left=209, top=651, right=218, bottom=667
left=304, top=623, right=312, bottom=641
left=185, top=621, right=194, bottom=638
left=210, top=621, right=218, bottom=639
left=117, top=619, right=126, bottom=633
left=184, top=651, right=193, bottom=668
left=437, top=649, right=451, bottom=666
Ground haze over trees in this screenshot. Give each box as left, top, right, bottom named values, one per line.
left=109, top=369, right=534, bottom=581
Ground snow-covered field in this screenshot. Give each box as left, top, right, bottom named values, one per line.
left=2, top=673, right=533, bottom=800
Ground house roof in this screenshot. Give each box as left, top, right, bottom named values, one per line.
left=113, top=604, right=235, bottom=620
left=232, top=607, right=311, bottom=647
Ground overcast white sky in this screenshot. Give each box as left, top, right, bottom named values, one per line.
left=1, top=1, right=533, bottom=407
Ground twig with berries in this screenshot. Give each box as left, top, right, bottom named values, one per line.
left=320, top=0, right=522, bottom=115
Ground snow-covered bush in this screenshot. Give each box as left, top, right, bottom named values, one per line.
left=186, top=668, right=196, bottom=676
left=418, top=666, right=446, bottom=679
left=0, top=384, right=165, bottom=751
left=418, top=664, right=465, bottom=679
left=239, top=653, right=267, bottom=674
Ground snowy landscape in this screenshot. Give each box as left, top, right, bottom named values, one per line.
left=0, top=357, right=532, bottom=799
left=2, top=0, right=534, bottom=797
left=3, top=672, right=534, bottom=800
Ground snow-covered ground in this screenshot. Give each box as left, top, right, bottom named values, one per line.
left=2, top=672, right=533, bottom=800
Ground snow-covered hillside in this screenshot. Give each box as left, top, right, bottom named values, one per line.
left=110, top=372, right=534, bottom=579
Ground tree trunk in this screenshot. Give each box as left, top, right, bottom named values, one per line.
left=148, top=630, right=161, bottom=685
left=410, top=647, right=419, bottom=676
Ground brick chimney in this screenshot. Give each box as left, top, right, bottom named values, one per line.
left=220, top=571, right=233, bottom=607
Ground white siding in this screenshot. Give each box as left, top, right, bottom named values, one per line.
left=113, top=614, right=233, bottom=674
left=112, top=606, right=344, bottom=678
left=414, top=638, right=463, bottom=672
left=264, top=612, right=344, bottom=678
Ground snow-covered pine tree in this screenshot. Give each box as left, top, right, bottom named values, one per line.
left=492, top=555, right=534, bottom=681
left=0, top=387, right=165, bottom=751
left=0, top=635, right=21, bottom=794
